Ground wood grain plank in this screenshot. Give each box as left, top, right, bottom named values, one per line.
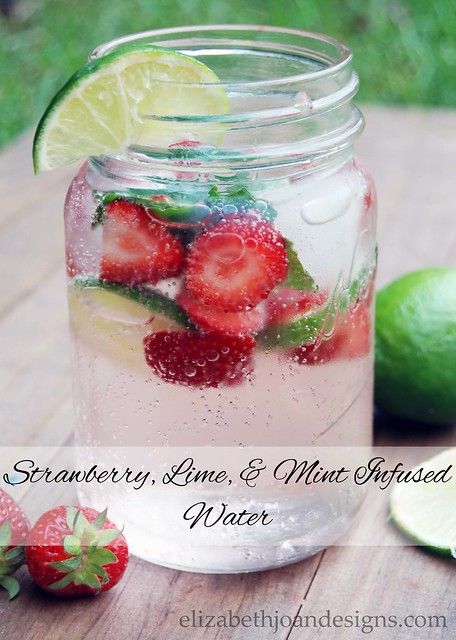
left=0, top=131, right=75, bottom=228
left=0, top=556, right=323, bottom=640
left=357, top=107, right=456, bottom=285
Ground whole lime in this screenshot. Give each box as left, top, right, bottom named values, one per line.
left=375, top=268, right=456, bottom=426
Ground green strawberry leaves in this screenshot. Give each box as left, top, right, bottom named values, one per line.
left=49, top=507, right=122, bottom=592
left=0, top=521, right=25, bottom=599
left=0, top=575, right=20, bottom=600
left=0, top=521, right=12, bottom=548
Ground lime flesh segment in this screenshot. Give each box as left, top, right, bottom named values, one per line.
left=390, top=448, right=456, bottom=556
left=33, top=45, right=229, bottom=172
left=68, top=280, right=184, bottom=371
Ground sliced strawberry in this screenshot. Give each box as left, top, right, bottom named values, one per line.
left=178, top=289, right=266, bottom=334
left=100, top=199, right=185, bottom=286
left=144, top=330, right=255, bottom=387
left=185, top=216, right=288, bottom=311
left=290, top=302, right=371, bottom=365
left=265, top=287, right=327, bottom=326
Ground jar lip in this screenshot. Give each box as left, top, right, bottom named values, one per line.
left=90, top=24, right=352, bottom=89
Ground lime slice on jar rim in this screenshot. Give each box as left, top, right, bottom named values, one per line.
left=390, top=448, right=456, bottom=557
left=33, top=44, right=229, bottom=172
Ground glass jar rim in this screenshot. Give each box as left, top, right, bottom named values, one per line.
left=91, top=24, right=353, bottom=90
left=89, top=25, right=363, bottom=172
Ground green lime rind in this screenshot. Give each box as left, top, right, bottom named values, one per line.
left=33, top=44, right=164, bottom=172
left=258, top=305, right=329, bottom=349
left=72, top=277, right=189, bottom=327
left=390, top=448, right=456, bottom=557
left=258, top=266, right=372, bottom=349
left=33, top=43, right=228, bottom=173
left=375, top=267, right=456, bottom=426
left=391, top=515, right=456, bottom=558
left=282, top=239, right=317, bottom=291
left=92, top=191, right=210, bottom=226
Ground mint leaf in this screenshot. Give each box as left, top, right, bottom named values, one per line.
left=206, top=186, right=278, bottom=220
left=92, top=191, right=209, bottom=226
left=282, top=239, right=316, bottom=291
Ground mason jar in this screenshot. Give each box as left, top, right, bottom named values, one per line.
left=64, top=26, right=377, bottom=572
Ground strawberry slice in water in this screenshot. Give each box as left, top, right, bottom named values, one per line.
left=144, top=330, right=255, bottom=387
left=100, top=199, right=185, bottom=286
left=178, top=289, right=266, bottom=334
left=185, top=216, right=288, bottom=312
left=290, top=301, right=371, bottom=365
left=265, top=287, right=327, bottom=326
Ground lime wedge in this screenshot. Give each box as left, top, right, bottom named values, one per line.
left=33, top=44, right=229, bottom=172
left=68, top=280, right=185, bottom=371
left=390, top=448, right=456, bottom=556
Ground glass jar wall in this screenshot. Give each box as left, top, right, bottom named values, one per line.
left=65, top=26, right=376, bottom=572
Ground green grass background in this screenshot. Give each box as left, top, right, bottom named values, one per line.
left=1, top=0, right=455, bottom=148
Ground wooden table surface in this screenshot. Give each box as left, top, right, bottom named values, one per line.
left=0, top=106, right=455, bottom=639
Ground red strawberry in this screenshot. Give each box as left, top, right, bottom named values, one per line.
left=265, top=287, right=327, bottom=326
left=185, top=216, right=288, bottom=311
left=177, top=289, right=266, bottom=334
left=0, top=488, right=30, bottom=599
left=290, top=302, right=371, bottom=365
left=26, top=506, right=128, bottom=597
left=144, top=330, right=255, bottom=387
left=100, top=199, right=185, bottom=286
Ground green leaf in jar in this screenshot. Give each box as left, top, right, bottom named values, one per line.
left=281, top=239, right=317, bottom=291
left=92, top=191, right=211, bottom=227
left=205, top=186, right=278, bottom=221
left=258, top=266, right=373, bottom=349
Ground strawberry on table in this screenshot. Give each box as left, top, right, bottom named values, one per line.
left=144, top=330, right=256, bottom=387
left=0, top=488, right=30, bottom=599
left=177, top=289, right=266, bottom=334
left=185, top=216, right=288, bottom=311
left=26, top=506, right=128, bottom=597
left=100, top=199, right=185, bottom=286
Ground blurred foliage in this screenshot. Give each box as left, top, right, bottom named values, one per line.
left=0, top=0, right=455, bottom=147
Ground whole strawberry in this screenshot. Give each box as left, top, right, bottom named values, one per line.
left=0, top=487, right=30, bottom=599
left=26, top=506, right=128, bottom=597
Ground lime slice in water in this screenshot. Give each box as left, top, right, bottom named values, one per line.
left=68, top=280, right=185, bottom=371
left=33, top=44, right=229, bottom=172
left=390, top=448, right=456, bottom=556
